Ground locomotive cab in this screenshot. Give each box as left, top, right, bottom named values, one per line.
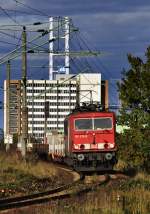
left=64, top=109, right=117, bottom=172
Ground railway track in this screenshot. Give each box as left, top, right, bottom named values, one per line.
left=0, top=166, right=127, bottom=210
left=0, top=169, right=127, bottom=212
left=0, top=165, right=81, bottom=211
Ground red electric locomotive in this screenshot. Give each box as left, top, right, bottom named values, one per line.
left=63, top=104, right=117, bottom=172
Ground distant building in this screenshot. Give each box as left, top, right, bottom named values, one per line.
left=4, top=73, right=108, bottom=142
left=4, top=80, right=21, bottom=137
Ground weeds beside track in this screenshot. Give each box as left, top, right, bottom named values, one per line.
left=0, top=170, right=111, bottom=211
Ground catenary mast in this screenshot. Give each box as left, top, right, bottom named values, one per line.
left=49, top=16, right=70, bottom=80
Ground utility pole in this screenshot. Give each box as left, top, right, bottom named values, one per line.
left=6, top=60, right=10, bottom=151
left=21, top=26, right=28, bottom=157
left=76, top=80, right=80, bottom=107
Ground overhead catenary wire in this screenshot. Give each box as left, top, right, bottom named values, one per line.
left=0, top=30, right=21, bottom=41
left=0, top=21, right=67, bottom=65
left=0, top=8, right=48, bottom=17
left=0, top=25, right=63, bottom=58
left=0, top=17, right=119, bottom=110
left=0, top=28, right=49, bottom=32
left=12, top=0, right=50, bottom=18
left=0, top=6, right=122, bottom=113
left=0, top=6, right=22, bottom=26
left=0, top=77, right=123, bottom=111
left=76, top=31, right=110, bottom=79
left=0, top=68, right=121, bottom=111
left=0, top=17, right=99, bottom=67
left=74, top=30, right=120, bottom=104
left=0, top=85, right=125, bottom=111
left=0, top=40, right=20, bottom=46
left=0, top=21, right=49, bottom=28
left=0, top=31, right=48, bottom=63
left=26, top=68, right=87, bottom=102
left=0, top=17, right=71, bottom=60
left=0, top=22, right=80, bottom=67
left=25, top=63, right=102, bottom=103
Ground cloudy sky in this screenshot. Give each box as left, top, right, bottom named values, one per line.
left=0, top=0, right=150, bottom=128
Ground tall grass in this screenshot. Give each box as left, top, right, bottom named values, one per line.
left=0, top=153, right=149, bottom=213
left=10, top=173, right=149, bottom=214
left=36, top=187, right=150, bottom=214
left=0, top=152, right=56, bottom=178
left=0, top=152, right=67, bottom=198
left=8, top=186, right=150, bottom=214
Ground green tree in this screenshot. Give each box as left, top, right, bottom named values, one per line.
left=117, top=47, right=150, bottom=170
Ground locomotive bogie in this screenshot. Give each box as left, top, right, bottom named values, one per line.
left=64, top=152, right=117, bottom=172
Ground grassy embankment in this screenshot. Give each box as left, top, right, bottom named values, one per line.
left=0, top=151, right=71, bottom=198
left=0, top=154, right=149, bottom=213
left=8, top=160, right=150, bottom=214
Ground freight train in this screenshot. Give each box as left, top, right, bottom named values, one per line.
left=48, top=104, right=117, bottom=172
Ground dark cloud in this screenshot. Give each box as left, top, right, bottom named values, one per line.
left=0, top=0, right=150, bottom=75
left=0, top=0, right=150, bottom=128
left=24, top=0, right=150, bottom=15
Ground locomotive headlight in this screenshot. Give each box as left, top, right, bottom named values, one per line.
left=109, top=143, right=115, bottom=148
left=74, top=144, right=79, bottom=149
left=77, top=154, right=84, bottom=161
left=105, top=153, right=113, bottom=160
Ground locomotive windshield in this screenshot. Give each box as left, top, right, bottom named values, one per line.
left=94, top=118, right=112, bottom=130
left=75, top=117, right=112, bottom=130
left=75, top=119, right=92, bottom=130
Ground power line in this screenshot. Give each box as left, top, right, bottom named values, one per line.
left=0, top=30, right=21, bottom=40
left=0, top=32, right=49, bottom=64
left=0, top=28, right=48, bottom=32
left=0, top=40, right=19, bottom=46
left=0, top=8, right=47, bottom=17
left=71, top=30, right=121, bottom=106
left=0, top=20, right=67, bottom=65
left=0, top=6, right=21, bottom=26
left=0, top=17, right=119, bottom=109
left=76, top=31, right=119, bottom=83
left=0, top=22, right=79, bottom=66
left=0, top=21, right=49, bottom=27
left=0, top=76, right=121, bottom=111
left=12, top=0, right=49, bottom=17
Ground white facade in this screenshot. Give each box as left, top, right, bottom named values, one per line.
left=27, top=79, right=77, bottom=139
left=79, top=73, right=101, bottom=104
left=4, top=73, right=101, bottom=140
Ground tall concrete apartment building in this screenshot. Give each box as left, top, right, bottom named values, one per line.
left=4, top=73, right=108, bottom=142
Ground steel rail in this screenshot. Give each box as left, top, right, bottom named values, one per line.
left=0, top=166, right=81, bottom=210
left=0, top=174, right=110, bottom=211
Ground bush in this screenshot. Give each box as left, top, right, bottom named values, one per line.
left=116, top=129, right=150, bottom=172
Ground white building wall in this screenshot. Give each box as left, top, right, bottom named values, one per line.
left=79, top=73, right=101, bottom=104
left=4, top=73, right=102, bottom=140
left=26, top=79, right=77, bottom=139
